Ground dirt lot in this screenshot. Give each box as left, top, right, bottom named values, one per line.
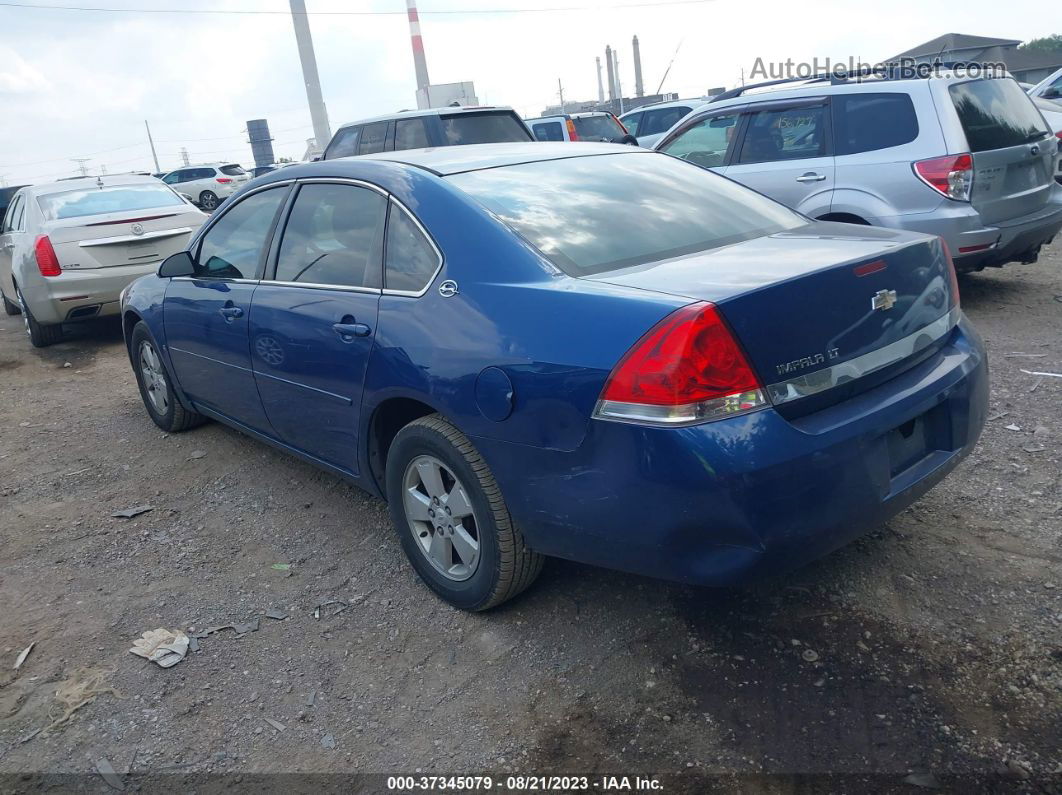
left=0, top=247, right=1060, bottom=793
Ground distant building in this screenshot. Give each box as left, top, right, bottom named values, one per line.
left=887, top=33, right=1062, bottom=85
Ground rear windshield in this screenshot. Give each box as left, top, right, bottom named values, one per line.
left=219, top=164, right=247, bottom=176
left=439, top=112, right=533, bottom=145
left=572, top=115, right=625, bottom=141
left=950, top=78, right=1050, bottom=152
left=37, top=184, right=185, bottom=221
left=448, top=152, right=804, bottom=276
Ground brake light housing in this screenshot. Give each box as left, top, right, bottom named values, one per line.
left=914, top=153, right=973, bottom=201
left=216, top=177, right=233, bottom=184
left=565, top=119, right=579, bottom=141
left=593, top=302, right=768, bottom=426
left=34, top=235, right=61, bottom=277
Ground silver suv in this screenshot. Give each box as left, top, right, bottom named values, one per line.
left=654, top=72, right=1062, bottom=272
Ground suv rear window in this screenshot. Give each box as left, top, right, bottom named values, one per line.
left=950, top=78, right=1050, bottom=152
left=37, top=184, right=185, bottom=221
left=832, top=93, right=919, bottom=155
left=448, top=152, right=803, bottom=276
left=439, top=112, right=532, bottom=145
left=219, top=164, right=247, bottom=176
left=572, top=115, right=625, bottom=141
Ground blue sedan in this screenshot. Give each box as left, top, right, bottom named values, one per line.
left=121, top=143, right=988, bottom=610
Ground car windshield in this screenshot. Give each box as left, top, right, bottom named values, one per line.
left=572, top=115, right=625, bottom=140
left=448, top=152, right=805, bottom=276
left=950, top=78, right=1050, bottom=152
left=37, top=184, right=186, bottom=221
left=439, top=111, right=533, bottom=144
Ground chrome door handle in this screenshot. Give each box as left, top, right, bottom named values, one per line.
left=796, top=172, right=826, bottom=183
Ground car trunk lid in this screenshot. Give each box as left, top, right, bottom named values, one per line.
left=45, top=209, right=204, bottom=270
left=588, top=223, right=957, bottom=413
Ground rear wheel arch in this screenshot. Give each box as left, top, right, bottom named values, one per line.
left=367, top=397, right=441, bottom=497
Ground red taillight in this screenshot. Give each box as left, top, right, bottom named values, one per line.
left=1056, top=131, right=1062, bottom=141
left=216, top=177, right=233, bottom=184
left=34, top=236, right=61, bottom=277
left=914, top=153, right=973, bottom=201
left=594, top=302, right=767, bottom=426
left=566, top=119, right=579, bottom=141
left=941, top=239, right=960, bottom=310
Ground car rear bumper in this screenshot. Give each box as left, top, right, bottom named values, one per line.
left=474, top=314, right=988, bottom=587
left=883, top=189, right=1062, bottom=271
left=24, top=262, right=163, bottom=324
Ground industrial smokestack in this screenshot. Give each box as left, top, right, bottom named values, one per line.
left=632, top=35, right=645, bottom=98
left=289, top=0, right=331, bottom=154
left=595, top=57, right=605, bottom=103
left=605, top=45, right=616, bottom=101
left=406, top=0, right=430, bottom=91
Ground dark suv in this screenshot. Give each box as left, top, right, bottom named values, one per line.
left=322, top=107, right=533, bottom=159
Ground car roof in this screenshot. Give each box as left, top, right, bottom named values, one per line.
left=30, top=174, right=164, bottom=197
left=335, top=106, right=519, bottom=132
left=336, top=141, right=648, bottom=176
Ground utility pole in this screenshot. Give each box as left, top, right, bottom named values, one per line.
left=71, top=158, right=91, bottom=176
left=179, top=147, right=190, bottom=167
left=144, top=120, right=160, bottom=173
left=289, top=0, right=331, bottom=155
left=557, top=78, right=566, bottom=113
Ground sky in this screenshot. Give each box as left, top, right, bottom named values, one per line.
left=0, top=0, right=1053, bottom=184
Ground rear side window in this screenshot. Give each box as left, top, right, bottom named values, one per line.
left=192, top=168, right=215, bottom=180
left=950, top=79, right=1050, bottom=152
left=326, top=126, right=361, bottom=159
left=358, top=122, right=389, bottom=155
left=385, top=203, right=439, bottom=293
left=37, top=184, right=185, bottom=221
left=737, top=104, right=827, bottom=164
left=194, top=187, right=287, bottom=279
left=395, top=118, right=430, bottom=151
left=219, top=164, right=246, bottom=176
left=449, top=152, right=804, bottom=276
left=639, top=106, right=692, bottom=136
left=439, top=112, right=532, bottom=144
left=532, top=121, right=564, bottom=142
left=572, top=114, right=625, bottom=141
left=833, top=93, right=918, bottom=155
left=620, top=112, right=642, bottom=136
left=275, top=183, right=386, bottom=288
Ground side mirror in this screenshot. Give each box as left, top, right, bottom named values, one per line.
left=159, top=251, right=196, bottom=278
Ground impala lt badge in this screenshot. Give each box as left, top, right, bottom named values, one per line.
left=872, top=289, right=897, bottom=311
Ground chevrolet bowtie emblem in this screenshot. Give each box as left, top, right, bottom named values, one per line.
left=871, top=289, right=897, bottom=311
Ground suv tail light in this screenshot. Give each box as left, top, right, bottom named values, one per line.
left=34, top=235, right=61, bottom=277
left=566, top=119, right=579, bottom=141
left=216, top=177, right=233, bottom=184
left=593, top=302, right=768, bottom=426
left=914, top=154, right=973, bottom=201
left=941, top=239, right=960, bottom=309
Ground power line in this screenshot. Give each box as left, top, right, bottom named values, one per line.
left=0, top=0, right=715, bottom=16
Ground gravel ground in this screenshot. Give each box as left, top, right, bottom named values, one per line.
left=0, top=247, right=1059, bottom=792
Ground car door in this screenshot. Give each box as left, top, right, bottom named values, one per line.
left=248, top=180, right=388, bottom=472
left=0, top=191, right=24, bottom=303
left=724, top=99, right=834, bottom=217
left=164, top=183, right=290, bottom=431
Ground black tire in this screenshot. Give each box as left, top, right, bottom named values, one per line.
left=386, top=414, right=543, bottom=611
left=3, top=292, right=20, bottom=316
left=198, top=191, right=219, bottom=212
left=130, top=322, right=207, bottom=433
left=15, top=285, right=63, bottom=348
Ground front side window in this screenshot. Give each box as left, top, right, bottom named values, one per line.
left=162, top=172, right=180, bottom=184
left=950, top=78, right=1050, bottom=152
left=2, top=194, right=22, bottom=232
left=641, top=106, right=692, bottom=136
left=275, top=183, right=386, bottom=288
left=737, top=104, right=827, bottom=164
left=194, top=187, right=287, bottom=279
left=358, top=122, right=389, bottom=155
left=620, top=112, right=643, bottom=136
left=439, top=112, right=532, bottom=144
left=449, top=152, right=804, bottom=276
left=833, top=93, right=918, bottom=155
left=326, top=126, right=361, bottom=159
left=395, top=118, right=430, bottom=150
left=532, top=121, right=564, bottom=142
left=37, top=184, right=186, bottom=221
left=385, top=203, right=439, bottom=293
left=659, top=112, right=739, bottom=169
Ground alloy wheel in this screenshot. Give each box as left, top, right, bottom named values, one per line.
left=138, top=340, right=170, bottom=415
left=16, top=288, right=30, bottom=338
left=402, top=454, right=481, bottom=581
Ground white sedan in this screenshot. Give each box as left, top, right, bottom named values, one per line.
left=0, top=175, right=206, bottom=347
